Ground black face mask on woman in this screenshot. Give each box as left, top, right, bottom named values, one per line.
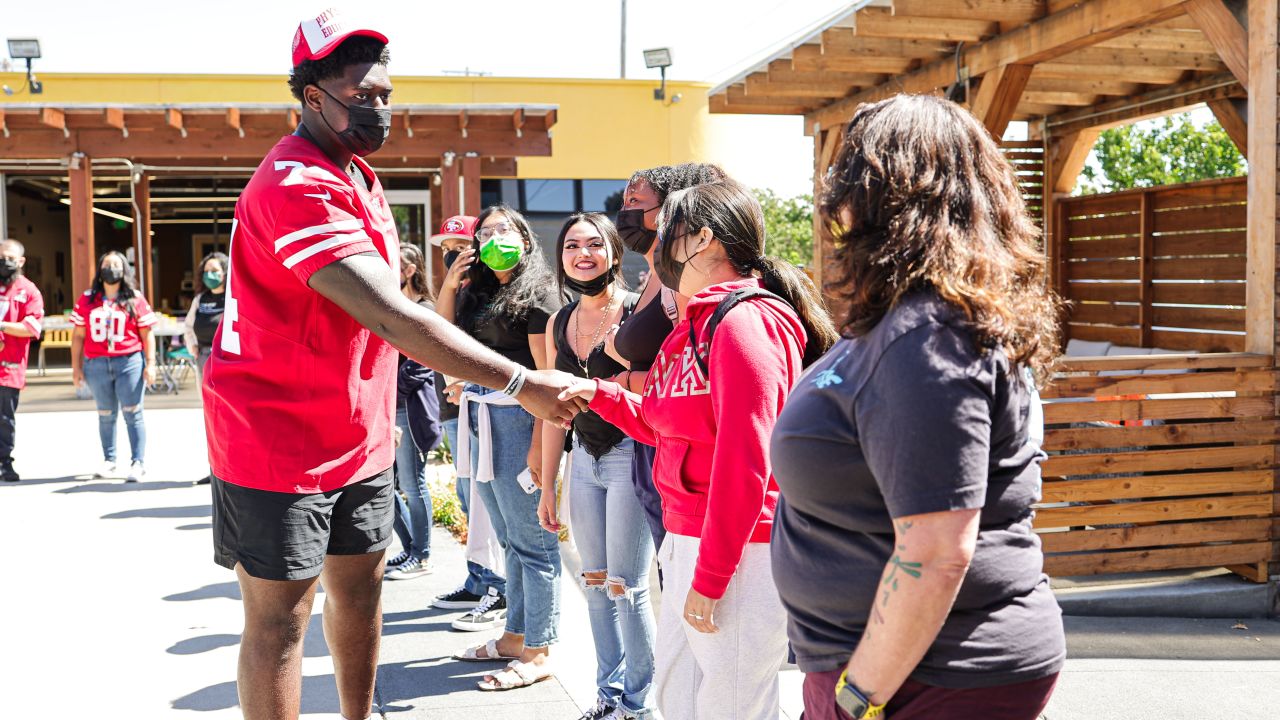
left=314, top=85, right=392, bottom=157
left=616, top=209, right=658, bottom=254
left=100, top=266, right=124, bottom=285
left=564, top=264, right=618, bottom=297
left=655, top=229, right=705, bottom=292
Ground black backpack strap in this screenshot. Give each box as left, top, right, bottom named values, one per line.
left=688, top=288, right=786, bottom=377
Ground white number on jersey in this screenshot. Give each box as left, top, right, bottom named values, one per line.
left=219, top=219, right=242, bottom=355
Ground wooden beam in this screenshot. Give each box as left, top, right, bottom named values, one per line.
left=133, top=174, right=153, bottom=304
left=224, top=107, right=243, bottom=137
left=1022, top=90, right=1101, bottom=106
left=287, top=108, right=299, bottom=131
left=1026, top=76, right=1144, bottom=96
left=102, top=108, right=126, bottom=137
left=1207, top=97, right=1248, bottom=156
left=819, top=30, right=954, bottom=58
left=1244, top=0, right=1276, bottom=355
left=1033, top=62, right=1188, bottom=83
left=39, top=108, right=66, bottom=135
left=1093, top=26, right=1219, bottom=53
left=709, top=95, right=816, bottom=115
left=1049, top=129, right=1101, bottom=193
left=68, top=155, right=95, bottom=299
left=461, top=155, right=481, bottom=217
left=745, top=73, right=858, bottom=99
left=0, top=109, right=6, bottom=139
left=791, top=44, right=918, bottom=75
left=1186, top=0, right=1249, bottom=85
left=852, top=7, right=997, bottom=42
left=971, top=64, right=1035, bottom=137
left=766, top=62, right=884, bottom=88
left=1047, top=72, right=1242, bottom=136
left=726, top=85, right=822, bottom=109
left=808, top=0, right=1191, bottom=130
left=164, top=108, right=186, bottom=137
left=1051, top=46, right=1227, bottom=70
left=511, top=108, right=524, bottom=138
left=890, top=0, right=1047, bottom=24
left=439, top=157, right=460, bottom=218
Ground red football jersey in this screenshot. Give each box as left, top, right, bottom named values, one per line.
left=0, top=275, right=44, bottom=389
left=70, top=291, right=157, bottom=359
left=203, top=135, right=400, bottom=494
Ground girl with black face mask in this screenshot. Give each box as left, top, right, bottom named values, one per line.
left=609, top=163, right=726, bottom=556
left=539, top=213, right=653, bottom=720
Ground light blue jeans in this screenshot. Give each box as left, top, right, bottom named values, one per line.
left=82, top=352, right=146, bottom=465
left=445, top=417, right=506, bottom=596
left=570, top=438, right=656, bottom=716
left=468, top=396, right=561, bottom=647
left=392, top=404, right=433, bottom=562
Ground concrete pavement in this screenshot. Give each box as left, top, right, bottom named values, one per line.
left=0, top=387, right=1277, bottom=719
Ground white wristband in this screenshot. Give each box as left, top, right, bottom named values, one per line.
left=503, top=365, right=527, bottom=397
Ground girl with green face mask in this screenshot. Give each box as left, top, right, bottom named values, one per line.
left=477, top=219, right=527, bottom=272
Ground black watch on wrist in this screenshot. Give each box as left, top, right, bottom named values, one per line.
left=835, top=669, right=886, bottom=719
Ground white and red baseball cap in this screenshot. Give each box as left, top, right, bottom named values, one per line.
left=292, top=8, right=388, bottom=68
left=430, top=215, right=479, bottom=246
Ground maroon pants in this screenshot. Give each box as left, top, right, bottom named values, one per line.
left=801, top=668, right=1059, bottom=720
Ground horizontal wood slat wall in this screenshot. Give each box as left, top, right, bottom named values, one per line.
left=1059, top=176, right=1247, bottom=352
left=1036, top=353, right=1276, bottom=582
left=1003, top=140, right=1045, bottom=224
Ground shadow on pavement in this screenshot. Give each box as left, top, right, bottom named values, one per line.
left=172, top=673, right=339, bottom=713
left=57, top=480, right=194, bottom=494
left=1064, top=616, right=1280, bottom=660
left=177, top=522, right=214, bottom=530
left=0, top=474, right=85, bottom=487
left=165, top=581, right=242, bottom=602
left=102, top=504, right=211, bottom=520
left=168, top=634, right=240, bottom=655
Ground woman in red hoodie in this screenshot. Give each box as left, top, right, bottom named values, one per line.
left=560, top=179, right=837, bottom=720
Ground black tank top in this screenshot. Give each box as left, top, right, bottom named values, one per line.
left=613, top=286, right=674, bottom=372
left=554, top=292, right=639, bottom=458
left=191, top=291, right=226, bottom=348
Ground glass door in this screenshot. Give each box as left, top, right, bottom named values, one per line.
left=384, top=189, right=432, bottom=285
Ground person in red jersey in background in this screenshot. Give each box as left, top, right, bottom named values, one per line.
left=0, top=239, right=44, bottom=483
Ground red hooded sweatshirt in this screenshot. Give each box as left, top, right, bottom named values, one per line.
left=589, top=278, right=807, bottom=599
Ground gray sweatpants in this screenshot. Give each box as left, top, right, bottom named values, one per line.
left=655, top=533, right=788, bottom=720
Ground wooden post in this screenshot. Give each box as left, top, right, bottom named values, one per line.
left=68, top=154, right=95, bottom=298
left=1244, top=0, right=1278, bottom=580
left=440, top=157, right=460, bottom=219
left=1244, top=0, right=1276, bottom=356
left=134, top=174, right=153, bottom=304
left=1138, top=190, right=1155, bottom=347
left=461, top=155, right=482, bottom=217
left=970, top=64, right=1034, bottom=140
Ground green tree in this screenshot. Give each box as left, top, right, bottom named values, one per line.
left=754, top=188, right=814, bottom=268
left=1079, top=112, right=1245, bottom=194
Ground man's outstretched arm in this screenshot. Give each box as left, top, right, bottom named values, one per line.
left=309, top=253, right=580, bottom=426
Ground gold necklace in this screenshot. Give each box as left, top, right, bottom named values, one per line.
left=572, top=290, right=617, bottom=374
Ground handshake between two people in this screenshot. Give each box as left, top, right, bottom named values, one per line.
left=503, top=369, right=600, bottom=430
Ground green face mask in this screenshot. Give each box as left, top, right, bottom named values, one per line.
left=202, top=271, right=224, bottom=290
left=479, top=233, right=525, bottom=272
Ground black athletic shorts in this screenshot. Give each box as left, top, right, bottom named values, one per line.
left=211, top=467, right=394, bottom=581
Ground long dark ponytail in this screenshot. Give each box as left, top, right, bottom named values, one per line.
left=660, top=179, right=838, bottom=365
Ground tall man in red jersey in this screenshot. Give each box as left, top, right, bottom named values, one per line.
left=0, top=239, right=44, bottom=483
left=203, top=11, right=579, bottom=719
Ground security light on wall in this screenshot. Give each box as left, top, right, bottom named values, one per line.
left=4, top=38, right=43, bottom=95
left=644, top=48, right=673, bottom=101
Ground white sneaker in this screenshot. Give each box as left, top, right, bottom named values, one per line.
left=126, top=461, right=145, bottom=483
left=450, top=588, right=508, bottom=631
left=94, top=461, right=118, bottom=479
left=384, top=557, right=432, bottom=580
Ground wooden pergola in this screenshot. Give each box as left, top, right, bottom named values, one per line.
left=0, top=102, right=557, bottom=298
left=711, top=0, right=1279, bottom=582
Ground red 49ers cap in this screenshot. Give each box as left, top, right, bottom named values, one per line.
left=430, top=215, right=479, bottom=246
left=292, top=7, right=388, bottom=68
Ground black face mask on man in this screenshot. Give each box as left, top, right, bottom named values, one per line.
left=564, top=264, right=618, bottom=297
left=615, top=209, right=658, bottom=254
left=443, top=250, right=461, bottom=269
left=0, top=259, right=18, bottom=283
left=314, top=85, right=392, bottom=157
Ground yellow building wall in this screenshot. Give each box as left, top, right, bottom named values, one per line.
left=0, top=73, right=719, bottom=180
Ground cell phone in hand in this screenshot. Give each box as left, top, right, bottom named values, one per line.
left=516, top=468, right=538, bottom=494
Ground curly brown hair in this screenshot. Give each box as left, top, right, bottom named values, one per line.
left=819, top=94, right=1062, bottom=385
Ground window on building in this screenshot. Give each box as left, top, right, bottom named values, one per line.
left=582, top=180, right=626, bottom=214
left=522, top=179, right=575, bottom=213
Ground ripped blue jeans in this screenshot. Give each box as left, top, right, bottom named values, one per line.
left=569, top=437, right=656, bottom=717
